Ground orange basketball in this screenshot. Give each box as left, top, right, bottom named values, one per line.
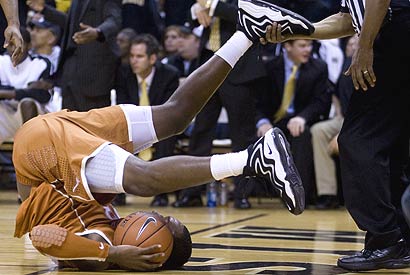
left=113, top=211, right=174, bottom=263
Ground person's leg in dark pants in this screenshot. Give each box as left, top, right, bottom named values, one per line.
left=289, top=126, right=315, bottom=205
left=337, top=12, right=410, bottom=270
left=172, top=93, right=222, bottom=207
left=220, top=81, right=257, bottom=209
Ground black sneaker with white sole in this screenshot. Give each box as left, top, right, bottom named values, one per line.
left=238, top=0, right=315, bottom=42
left=243, top=128, right=305, bottom=215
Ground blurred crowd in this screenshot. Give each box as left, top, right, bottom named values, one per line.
left=0, top=0, right=358, bottom=210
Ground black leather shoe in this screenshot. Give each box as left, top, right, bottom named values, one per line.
left=337, top=239, right=410, bottom=271
left=150, top=194, right=168, bottom=207
left=315, top=195, right=339, bottom=210
left=111, top=193, right=126, bottom=206
left=234, top=198, right=251, bottom=209
left=172, top=196, right=203, bottom=207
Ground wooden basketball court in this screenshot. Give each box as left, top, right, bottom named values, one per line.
left=1, top=190, right=409, bottom=275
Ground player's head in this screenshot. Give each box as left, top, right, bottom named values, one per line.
left=161, top=215, right=192, bottom=269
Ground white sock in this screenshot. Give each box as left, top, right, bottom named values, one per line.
left=210, top=150, right=249, bottom=180
left=215, top=31, right=253, bottom=68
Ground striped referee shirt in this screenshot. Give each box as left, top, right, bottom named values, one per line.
left=340, top=0, right=410, bottom=33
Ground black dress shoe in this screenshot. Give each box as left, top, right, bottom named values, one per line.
left=172, top=196, right=203, bottom=207
left=150, top=194, right=169, bottom=207
left=337, top=239, right=410, bottom=271
left=315, top=195, right=339, bottom=210
left=112, top=193, right=126, bottom=206
left=234, top=198, right=251, bottom=209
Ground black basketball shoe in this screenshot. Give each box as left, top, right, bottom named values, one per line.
left=238, top=0, right=315, bottom=42
left=243, top=128, right=305, bottom=215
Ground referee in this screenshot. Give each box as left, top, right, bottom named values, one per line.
left=264, top=0, right=410, bottom=271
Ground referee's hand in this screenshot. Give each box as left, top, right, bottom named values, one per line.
left=345, top=46, right=376, bottom=91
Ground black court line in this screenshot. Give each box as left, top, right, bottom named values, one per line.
left=190, top=213, right=267, bottom=235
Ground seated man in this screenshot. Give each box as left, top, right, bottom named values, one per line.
left=255, top=39, right=330, bottom=204
left=0, top=26, right=51, bottom=145
left=15, top=182, right=191, bottom=271
left=14, top=0, right=315, bottom=254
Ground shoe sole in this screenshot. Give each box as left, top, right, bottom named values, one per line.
left=30, top=224, right=68, bottom=248
left=337, top=255, right=410, bottom=271
left=271, top=128, right=305, bottom=215
left=238, top=0, right=314, bottom=36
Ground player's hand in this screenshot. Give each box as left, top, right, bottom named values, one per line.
left=72, top=23, right=99, bottom=44
left=257, top=123, right=273, bottom=137
left=260, top=22, right=290, bottom=45
left=344, top=45, right=376, bottom=91
left=26, top=0, right=46, bottom=12
left=28, top=80, right=53, bottom=90
left=287, top=116, right=306, bottom=137
left=195, top=6, right=211, bottom=27
left=107, top=244, right=165, bottom=271
left=4, top=24, right=24, bottom=66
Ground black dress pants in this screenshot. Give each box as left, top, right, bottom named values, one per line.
left=338, top=9, right=410, bottom=250
left=180, top=80, right=257, bottom=199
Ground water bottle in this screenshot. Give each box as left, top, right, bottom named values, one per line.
left=219, top=182, right=228, bottom=207
left=206, top=181, right=217, bottom=207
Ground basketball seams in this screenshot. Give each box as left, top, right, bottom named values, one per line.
left=118, top=212, right=146, bottom=245
left=138, top=223, right=168, bottom=247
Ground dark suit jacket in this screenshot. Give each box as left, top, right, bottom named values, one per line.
left=43, top=0, right=121, bottom=99
left=190, top=0, right=266, bottom=84
left=256, top=56, right=330, bottom=126
left=115, top=62, right=179, bottom=106
left=115, top=61, right=180, bottom=159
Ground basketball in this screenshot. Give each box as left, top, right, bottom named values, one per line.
left=113, top=211, right=174, bottom=263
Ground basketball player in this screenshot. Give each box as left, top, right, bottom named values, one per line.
left=15, top=182, right=191, bottom=271
left=14, top=2, right=313, bottom=270
left=1, top=0, right=24, bottom=65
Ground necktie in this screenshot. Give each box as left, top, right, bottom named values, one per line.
left=138, top=80, right=153, bottom=161
left=274, top=65, right=298, bottom=122
left=209, top=17, right=221, bottom=52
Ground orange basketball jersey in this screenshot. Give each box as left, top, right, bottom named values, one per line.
left=13, top=106, right=133, bottom=202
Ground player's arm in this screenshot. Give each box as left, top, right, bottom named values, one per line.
left=264, top=12, right=355, bottom=43
left=1, top=0, right=23, bottom=65
left=30, top=225, right=164, bottom=271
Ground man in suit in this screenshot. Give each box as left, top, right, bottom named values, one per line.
left=27, top=0, right=122, bottom=111
left=115, top=34, right=180, bottom=206
left=172, top=0, right=266, bottom=209
left=256, top=39, right=330, bottom=204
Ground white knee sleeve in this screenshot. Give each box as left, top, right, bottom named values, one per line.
left=84, top=143, right=132, bottom=193
left=119, top=104, right=158, bottom=153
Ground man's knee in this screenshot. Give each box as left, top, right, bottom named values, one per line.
left=20, top=100, right=39, bottom=122
left=310, top=122, right=326, bottom=138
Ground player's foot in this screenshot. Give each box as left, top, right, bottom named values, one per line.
left=238, top=0, right=315, bottom=41
left=30, top=224, right=68, bottom=248
left=243, top=128, right=305, bottom=215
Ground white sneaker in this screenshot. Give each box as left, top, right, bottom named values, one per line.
left=238, top=0, right=315, bottom=41
left=243, top=128, right=305, bottom=215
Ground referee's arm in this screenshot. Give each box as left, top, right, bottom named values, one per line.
left=310, top=12, right=356, bottom=40
left=265, top=12, right=355, bottom=43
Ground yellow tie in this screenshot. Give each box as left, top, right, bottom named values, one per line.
left=274, top=65, right=298, bottom=122
left=138, top=79, right=153, bottom=161
left=209, top=17, right=221, bottom=52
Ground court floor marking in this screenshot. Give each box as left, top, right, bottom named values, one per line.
left=190, top=213, right=267, bottom=235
